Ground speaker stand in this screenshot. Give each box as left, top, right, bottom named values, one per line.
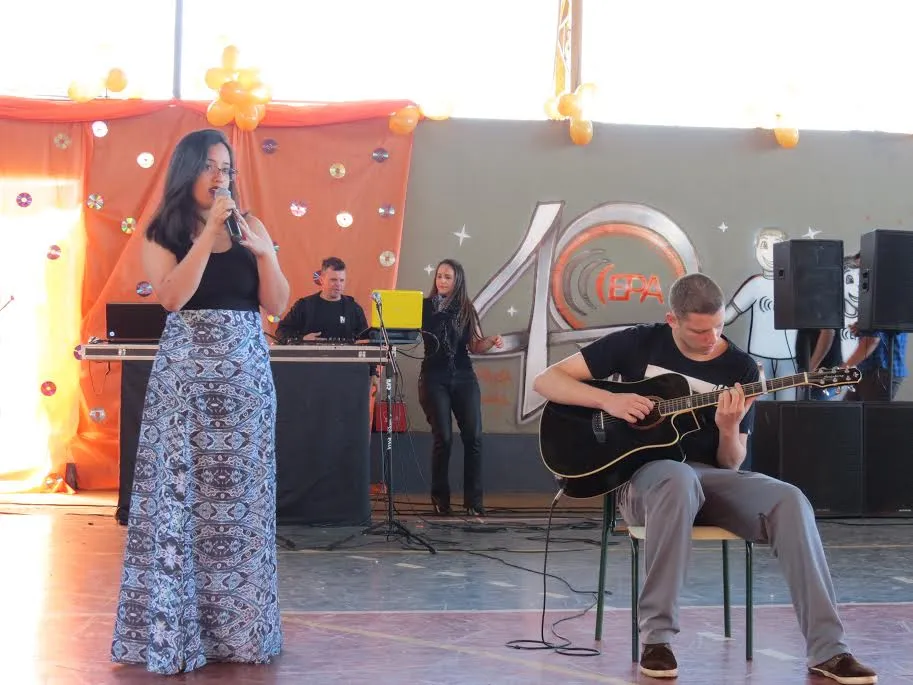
left=888, top=334, right=896, bottom=401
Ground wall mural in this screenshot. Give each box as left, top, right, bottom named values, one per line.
left=841, top=257, right=861, bottom=361
left=724, top=227, right=798, bottom=400
left=454, top=202, right=860, bottom=424
left=470, top=201, right=700, bottom=423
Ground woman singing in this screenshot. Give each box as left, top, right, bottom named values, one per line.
left=110, top=129, right=289, bottom=675
left=419, top=259, right=503, bottom=517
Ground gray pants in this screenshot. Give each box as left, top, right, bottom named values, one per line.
left=618, top=460, right=849, bottom=667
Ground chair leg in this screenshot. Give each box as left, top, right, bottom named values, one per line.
left=722, top=539, right=731, bottom=638
left=595, top=493, right=613, bottom=641
left=746, top=541, right=754, bottom=661
left=609, top=490, right=618, bottom=534
left=631, top=536, right=640, bottom=663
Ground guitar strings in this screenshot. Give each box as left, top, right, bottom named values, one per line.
left=593, top=370, right=853, bottom=421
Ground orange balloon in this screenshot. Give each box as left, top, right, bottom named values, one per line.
left=558, top=93, right=581, bottom=118
left=774, top=127, right=799, bottom=148
left=389, top=105, right=420, bottom=135
left=576, top=82, right=597, bottom=99
left=105, top=68, right=127, bottom=93
left=206, top=99, right=235, bottom=127
left=237, top=68, right=260, bottom=90
left=67, top=80, right=102, bottom=103
left=544, top=96, right=562, bottom=120
left=205, top=67, right=232, bottom=91
left=574, top=82, right=597, bottom=114
left=235, top=103, right=261, bottom=131
left=67, top=82, right=93, bottom=103
left=248, top=83, right=272, bottom=105
left=419, top=99, right=453, bottom=121
left=569, top=118, right=594, bottom=145
left=219, top=80, right=248, bottom=105
left=222, top=45, right=241, bottom=72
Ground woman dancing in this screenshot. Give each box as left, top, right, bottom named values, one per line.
left=419, top=259, right=503, bottom=517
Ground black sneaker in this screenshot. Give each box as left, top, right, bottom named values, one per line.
left=466, top=505, right=486, bottom=517
left=639, top=642, right=678, bottom=678
left=809, top=653, right=877, bottom=684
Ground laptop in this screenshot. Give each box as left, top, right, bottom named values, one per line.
left=105, top=302, right=169, bottom=343
left=367, top=289, right=423, bottom=343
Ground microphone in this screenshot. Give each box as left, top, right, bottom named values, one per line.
left=372, top=291, right=383, bottom=306
left=214, top=188, right=242, bottom=241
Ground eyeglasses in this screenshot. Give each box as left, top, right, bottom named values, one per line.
left=204, top=162, right=238, bottom=179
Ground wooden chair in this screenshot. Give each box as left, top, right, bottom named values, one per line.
left=594, top=493, right=755, bottom=662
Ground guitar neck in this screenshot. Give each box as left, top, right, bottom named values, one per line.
left=658, top=373, right=808, bottom=416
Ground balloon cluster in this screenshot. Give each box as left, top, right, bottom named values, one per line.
left=67, top=67, right=128, bottom=103
left=204, top=45, right=272, bottom=131
left=545, top=82, right=597, bottom=145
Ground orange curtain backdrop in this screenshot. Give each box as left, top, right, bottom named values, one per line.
left=0, top=97, right=414, bottom=491
left=0, top=118, right=90, bottom=492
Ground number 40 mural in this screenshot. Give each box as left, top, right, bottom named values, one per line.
left=470, top=201, right=701, bottom=423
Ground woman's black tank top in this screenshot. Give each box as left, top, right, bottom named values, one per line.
left=172, top=241, right=260, bottom=312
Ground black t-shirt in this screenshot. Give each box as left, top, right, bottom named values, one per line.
left=276, top=293, right=368, bottom=341
left=579, top=323, right=760, bottom=466
left=794, top=329, right=842, bottom=372
left=275, top=293, right=375, bottom=376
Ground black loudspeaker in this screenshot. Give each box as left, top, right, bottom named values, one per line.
left=863, top=402, right=913, bottom=516
left=773, top=239, right=845, bottom=330
left=857, top=229, right=913, bottom=331
left=747, top=401, right=781, bottom=478
left=778, top=402, right=864, bottom=517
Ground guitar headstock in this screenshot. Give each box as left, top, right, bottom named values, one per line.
left=807, top=366, right=862, bottom=388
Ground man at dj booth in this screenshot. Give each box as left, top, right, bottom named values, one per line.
left=276, top=255, right=379, bottom=388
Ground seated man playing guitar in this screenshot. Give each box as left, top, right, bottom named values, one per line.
left=532, top=273, right=876, bottom=684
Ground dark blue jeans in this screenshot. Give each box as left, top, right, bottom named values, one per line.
left=418, top=369, right=483, bottom=509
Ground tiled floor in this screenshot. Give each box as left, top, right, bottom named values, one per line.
left=1, top=495, right=912, bottom=684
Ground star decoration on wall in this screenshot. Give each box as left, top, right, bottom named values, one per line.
left=803, top=227, right=822, bottom=238
left=718, top=222, right=728, bottom=232
left=424, top=264, right=434, bottom=276
left=507, top=306, right=517, bottom=316
left=453, top=225, right=471, bottom=246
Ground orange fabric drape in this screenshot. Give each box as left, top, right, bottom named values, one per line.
left=0, top=118, right=90, bottom=492
left=1, top=97, right=414, bottom=491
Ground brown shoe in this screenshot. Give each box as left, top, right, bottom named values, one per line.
left=639, top=642, right=678, bottom=678
left=809, top=653, right=877, bottom=684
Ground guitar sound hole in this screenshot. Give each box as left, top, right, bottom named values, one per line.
left=602, top=400, right=665, bottom=430
left=632, top=397, right=665, bottom=431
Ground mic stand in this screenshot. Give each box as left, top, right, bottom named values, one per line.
left=326, top=298, right=436, bottom=554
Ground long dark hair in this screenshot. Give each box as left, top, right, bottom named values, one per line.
left=429, top=259, right=482, bottom=343
left=145, top=129, right=238, bottom=256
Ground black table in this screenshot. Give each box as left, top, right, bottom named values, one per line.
left=114, top=358, right=373, bottom=526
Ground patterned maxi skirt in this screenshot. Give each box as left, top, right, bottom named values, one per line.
left=111, top=309, right=282, bottom=675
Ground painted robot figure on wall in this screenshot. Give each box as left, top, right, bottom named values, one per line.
left=724, top=228, right=797, bottom=400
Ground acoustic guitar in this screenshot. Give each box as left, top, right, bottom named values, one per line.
left=538, top=367, right=861, bottom=499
